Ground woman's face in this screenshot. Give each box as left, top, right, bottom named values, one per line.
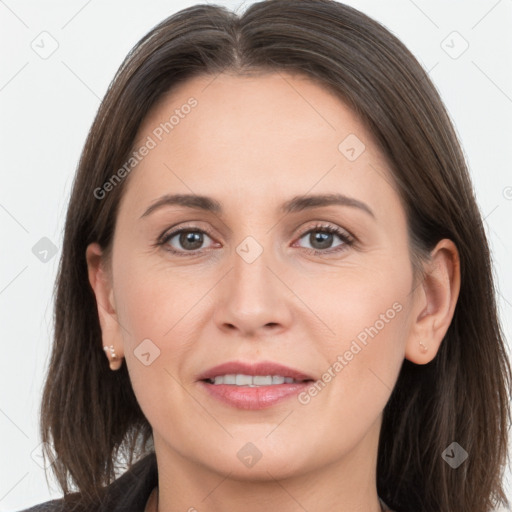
left=94, top=72, right=425, bottom=479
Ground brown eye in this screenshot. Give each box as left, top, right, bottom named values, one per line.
left=305, top=231, right=336, bottom=250
left=296, top=225, right=353, bottom=253
left=177, top=231, right=205, bottom=251
left=160, top=229, right=215, bottom=254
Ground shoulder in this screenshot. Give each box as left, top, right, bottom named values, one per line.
left=16, top=452, right=158, bottom=512
left=17, top=499, right=67, bottom=512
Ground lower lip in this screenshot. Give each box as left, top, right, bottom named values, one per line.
left=198, top=380, right=311, bottom=410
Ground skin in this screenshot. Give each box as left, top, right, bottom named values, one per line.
left=86, top=72, right=460, bottom=512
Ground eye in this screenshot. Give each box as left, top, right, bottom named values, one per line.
left=158, top=226, right=217, bottom=255
left=155, top=222, right=354, bottom=257
left=294, top=223, right=354, bottom=255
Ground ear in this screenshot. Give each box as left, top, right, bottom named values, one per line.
left=405, top=239, right=461, bottom=365
left=86, top=242, right=124, bottom=370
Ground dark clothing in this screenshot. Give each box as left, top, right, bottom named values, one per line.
left=19, top=452, right=395, bottom=511
left=19, top=452, right=158, bottom=512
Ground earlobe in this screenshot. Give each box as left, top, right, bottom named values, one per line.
left=85, top=242, right=124, bottom=370
left=405, top=239, right=461, bottom=365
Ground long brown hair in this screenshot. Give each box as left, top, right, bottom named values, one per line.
left=40, top=1, right=511, bottom=511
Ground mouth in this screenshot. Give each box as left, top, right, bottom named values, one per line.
left=201, top=374, right=314, bottom=386
left=197, top=360, right=315, bottom=383
left=197, top=361, right=315, bottom=410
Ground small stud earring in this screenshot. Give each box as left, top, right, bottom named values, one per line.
left=103, top=345, right=122, bottom=371
left=419, top=341, right=428, bottom=354
left=104, top=345, right=117, bottom=359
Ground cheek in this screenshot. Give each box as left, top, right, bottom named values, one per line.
left=312, top=257, right=411, bottom=341
left=112, top=261, right=199, bottom=427
left=112, top=251, right=212, bottom=382
left=308, top=258, right=412, bottom=395
left=113, top=247, right=194, bottom=338
left=292, top=270, right=410, bottom=449
left=338, top=274, right=408, bottom=347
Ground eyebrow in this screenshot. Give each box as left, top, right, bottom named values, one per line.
left=140, top=193, right=375, bottom=219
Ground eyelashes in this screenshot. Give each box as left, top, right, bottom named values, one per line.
left=291, top=223, right=354, bottom=255
left=155, top=222, right=355, bottom=257
left=155, top=223, right=219, bottom=257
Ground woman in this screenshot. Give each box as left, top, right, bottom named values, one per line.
left=20, top=1, right=511, bottom=511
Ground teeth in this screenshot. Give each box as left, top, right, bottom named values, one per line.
left=223, top=375, right=236, bottom=385
left=209, top=374, right=303, bottom=386
left=236, top=374, right=253, bottom=386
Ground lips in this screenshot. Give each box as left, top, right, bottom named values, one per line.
left=196, top=360, right=315, bottom=382
left=196, top=361, right=316, bottom=410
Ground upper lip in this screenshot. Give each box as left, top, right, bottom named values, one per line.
left=197, top=360, right=315, bottom=382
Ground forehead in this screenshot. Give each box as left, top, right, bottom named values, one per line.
left=137, top=71, right=372, bottom=155
left=121, top=71, right=395, bottom=216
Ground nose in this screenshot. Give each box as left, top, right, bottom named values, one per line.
left=212, top=242, right=293, bottom=338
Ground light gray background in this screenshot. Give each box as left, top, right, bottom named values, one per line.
left=1, top=0, right=511, bottom=510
